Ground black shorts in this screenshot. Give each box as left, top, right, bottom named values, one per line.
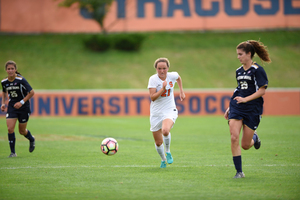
left=6, top=110, right=30, bottom=123
left=228, top=109, right=261, bottom=130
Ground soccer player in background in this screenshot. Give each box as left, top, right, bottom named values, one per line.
left=224, top=40, right=271, bottom=178
left=148, top=57, right=185, bottom=168
left=1, top=61, right=35, bottom=157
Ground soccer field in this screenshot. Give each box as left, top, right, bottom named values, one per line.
left=0, top=116, right=299, bottom=200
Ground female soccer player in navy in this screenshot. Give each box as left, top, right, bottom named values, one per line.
left=224, top=40, right=271, bottom=178
left=1, top=61, right=35, bottom=157
left=148, top=58, right=185, bottom=168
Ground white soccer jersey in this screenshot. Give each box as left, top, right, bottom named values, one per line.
left=147, top=72, right=179, bottom=115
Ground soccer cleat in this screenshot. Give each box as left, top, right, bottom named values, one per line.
left=233, top=172, right=245, bottom=179
left=29, top=136, right=35, bottom=153
left=160, top=161, right=167, bottom=168
left=8, top=153, right=17, bottom=157
left=254, top=131, right=261, bottom=150
left=166, top=152, right=173, bottom=164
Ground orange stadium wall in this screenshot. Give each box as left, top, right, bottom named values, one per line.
left=1, top=89, right=299, bottom=117
left=0, top=0, right=300, bottom=33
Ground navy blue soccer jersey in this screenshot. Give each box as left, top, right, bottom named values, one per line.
left=230, top=62, right=268, bottom=115
left=1, top=74, right=33, bottom=112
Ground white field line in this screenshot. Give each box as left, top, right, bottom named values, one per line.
left=1, top=164, right=299, bottom=170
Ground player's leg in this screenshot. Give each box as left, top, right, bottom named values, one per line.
left=150, top=116, right=167, bottom=168
left=162, top=118, right=173, bottom=152
left=18, top=113, right=35, bottom=152
left=241, top=115, right=261, bottom=150
left=241, top=130, right=260, bottom=150
left=229, top=119, right=242, bottom=156
left=241, top=125, right=255, bottom=150
left=19, top=123, right=35, bottom=153
left=228, top=119, right=245, bottom=178
left=6, top=118, right=18, bottom=157
left=162, top=118, right=174, bottom=164
left=152, top=130, right=167, bottom=168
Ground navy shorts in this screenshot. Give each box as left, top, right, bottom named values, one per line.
left=6, top=110, right=30, bottom=123
left=228, top=110, right=261, bottom=130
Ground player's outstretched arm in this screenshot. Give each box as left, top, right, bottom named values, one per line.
left=176, top=75, right=185, bottom=101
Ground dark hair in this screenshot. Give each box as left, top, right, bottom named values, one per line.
left=5, top=60, right=22, bottom=75
left=237, top=40, right=271, bottom=64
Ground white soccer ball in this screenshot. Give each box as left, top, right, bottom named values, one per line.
left=101, top=138, right=118, bottom=156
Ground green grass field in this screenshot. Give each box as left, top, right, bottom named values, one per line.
left=1, top=30, right=300, bottom=89
left=0, top=116, right=299, bottom=200
left=0, top=30, right=299, bottom=199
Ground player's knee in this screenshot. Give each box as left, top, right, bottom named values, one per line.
left=162, top=128, right=170, bottom=136
left=155, top=141, right=163, bottom=147
left=241, top=143, right=251, bottom=150
left=230, top=133, right=239, bottom=143
left=7, top=128, right=14, bottom=134
left=19, top=129, right=27, bottom=135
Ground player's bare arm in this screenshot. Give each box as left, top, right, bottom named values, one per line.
left=176, top=75, right=185, bottom=101
left=234, top=87, right=266, bottom=104
left=149, top=81, right=167, bottom=101
left=224, top=107, right=230, bottom=120
left=14, top=89, right=35, bottom=109
left=1, top=92, right=7, bottom=112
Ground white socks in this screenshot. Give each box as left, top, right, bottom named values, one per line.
left=155, top=133, right=171, bottom=161
left=155, top=144, right=166, bottom=161
left=163, top=133, right=171, bottom=153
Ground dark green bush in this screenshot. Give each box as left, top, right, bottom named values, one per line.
left=113, top=33, right=146, bottom=51
left=84, top=35, right=111, bottom=52
left=83, top=33, right=146, bottom=52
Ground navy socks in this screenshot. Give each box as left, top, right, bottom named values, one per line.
left=8, top=130, right=34, bottom=154
left=8, top=132, right=16, bottom=153
left=252, top=133, right=258, bottom=143
left=25, top=130, right=34, bottom=142
left=232, top=133, right=256, bottom=173
left=233, top=155, right=242, bottom=173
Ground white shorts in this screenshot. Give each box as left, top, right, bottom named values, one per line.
left=150, top=108, right=178, bottom=132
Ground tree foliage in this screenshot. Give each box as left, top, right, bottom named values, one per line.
left=58, top=0, right=114, bottom=33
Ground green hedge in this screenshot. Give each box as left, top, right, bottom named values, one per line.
left=83, top=35, right=112, bottom=52
left=113, top=34, right=146, bottom=51
left=84, top=33, right=146, bottom=52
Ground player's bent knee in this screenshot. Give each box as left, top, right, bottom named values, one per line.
left=8, top=129, right=13, bottom=134
left=19, top=130, right=27, bottom=135
left=155, top=141, right=163, bottom=147
left=241, top=143, right=251, bottom=150
left=162, top=129, right=170, bottom=136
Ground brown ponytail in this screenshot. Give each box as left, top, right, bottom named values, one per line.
left=237, top=40, right=271, bottom=64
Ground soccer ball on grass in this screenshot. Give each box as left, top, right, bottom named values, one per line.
left=101, top=137, right=118, bottom=155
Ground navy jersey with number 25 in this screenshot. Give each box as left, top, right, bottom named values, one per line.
left=230, top=62, right=268, bottom=115
left=1, top=74, right=33, bottom=113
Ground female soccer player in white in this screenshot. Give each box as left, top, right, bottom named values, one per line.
left=148, top=58, right=185, bottom=168
left=224, top=40, right=271, bottom=178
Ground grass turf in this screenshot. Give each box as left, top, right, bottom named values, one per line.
left=0, top=30, right=299, bottom=89
left=0, top=116, right=299, bottom=200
